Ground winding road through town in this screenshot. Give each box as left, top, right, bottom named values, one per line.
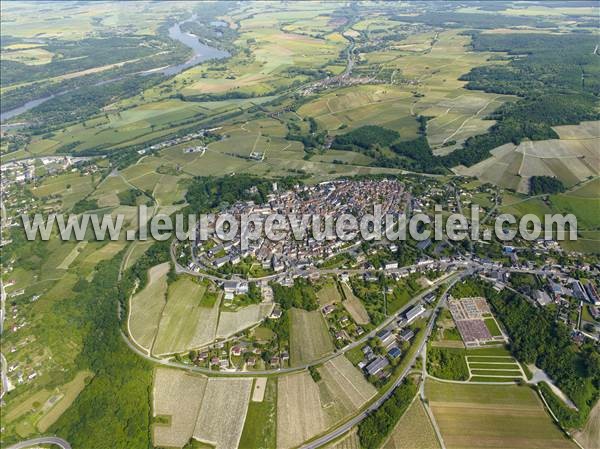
left=122, top=271, right=464, bottom=376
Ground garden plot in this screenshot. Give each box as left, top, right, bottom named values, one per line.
left=317, top=281, right=343, bottom=306
left=277, top=371, right=327, bottom=449
left=216, top=303, right=274, bottom=339
left=194, top=378, right=253, bottom=449
left=152, top=368, right=207, bottom=449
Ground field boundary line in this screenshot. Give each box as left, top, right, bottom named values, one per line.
left=537, top=388, right=585, bottom=449
left=418, top=385, right=447, bottom=449
left=442, top=95, right=502, bottom=145
left=328, top=358, right=373, bottom=404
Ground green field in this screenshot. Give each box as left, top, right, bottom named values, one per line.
left=128, top=262, right=169, bottom=352
left=289, top=308, right=335, bottom=366
left=317, top=280, right=343, bottom=306
left=469, top=376, right=523, bottom=383
left=469, top=363, right=522, bottom=370
left=239, top=378, right=277, bottom=449
left=484, top=317, right=502, bottom=337
left=426, top=379, right=577, bottom=449
left=383, top=397, right=441, bottom=449
left=31, top=171, right=98, bottom=210
left=470, top=369, right=523, bottom=376
left=152, top=277, right=210, bottom=355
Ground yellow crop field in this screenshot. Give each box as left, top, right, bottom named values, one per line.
left=277, top=372, right=327, bottom=449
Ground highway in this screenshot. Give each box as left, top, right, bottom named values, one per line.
left=5, top=437, right=71, bottom=449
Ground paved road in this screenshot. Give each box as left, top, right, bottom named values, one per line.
left=122, top=273, right=460, bottom=376
left=1, top=353, right=10, bottom=399
left=174, top=237, right=458, bottom=283
left=299, top=274, right=465, bottom=448
left=0, top=275, right=9, bottom=400
left=420, top=335, right=447, bottom=449
left=5, top=437, right=71, bottom=449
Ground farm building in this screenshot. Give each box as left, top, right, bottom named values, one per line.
left=399, top=328, right=415, bottom=341
left=376, top=329, right=396, bottom=347
left=405, top=304, right=425, bottom=323
left=365, top=356, right=389, bottom=376
left=388, top=347, right=402, bottom=359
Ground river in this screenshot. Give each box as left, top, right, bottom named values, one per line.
left=0, top=14, right=230, bottom=123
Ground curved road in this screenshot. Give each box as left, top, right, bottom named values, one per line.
left=121, top=273, right=461, bottom=376
left=5, top=437, right=71, bottom=449
left=300, top=274, right=465, bottom=448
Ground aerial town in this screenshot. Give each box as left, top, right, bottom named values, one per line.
left=1, top=2, right=599, bottom=449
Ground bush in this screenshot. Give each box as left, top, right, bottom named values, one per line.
left=529, top=176, right=566, bottom=195
left=358, top=379, right=417, bottom=449
left=332, top=125, right=399, bottom=151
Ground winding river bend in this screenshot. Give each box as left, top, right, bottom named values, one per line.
left=0, top=15, right=230, bottom=122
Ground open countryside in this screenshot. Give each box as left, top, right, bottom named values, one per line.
left=1, top=2, right=599, bottom=449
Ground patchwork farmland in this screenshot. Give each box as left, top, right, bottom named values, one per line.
left=129, top=273, right=223, bottom=356
left=277, top=371, right=327, bottom=449
left=193, top=378, right=254, bottom=449
left=453, top=121, right=600, bottom=193
left=216, top=303, right=275, bottom=339
left=289, top=308, right=335, bottom=366
left=152, top=368, right=208, bottom=449
left=128, top=262, right=169, bottom=352
left=425, top=379, right=577, bottom=449
left=152, top=369, right=254, bottom=449
left=152, top=277, right=209, bottom=355
left=318, top=355, right=377, bottom=424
